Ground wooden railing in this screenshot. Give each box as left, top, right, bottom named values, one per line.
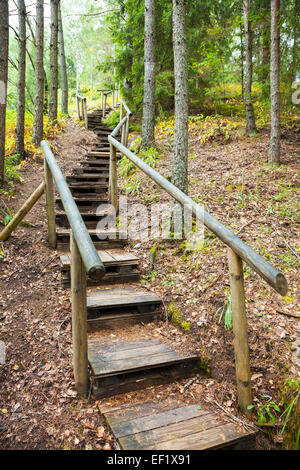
left=41, top=140, right=106, bottom=396
left=108, top=109, right=288, bottom=413
left=76, top=94, right=88, bottom=128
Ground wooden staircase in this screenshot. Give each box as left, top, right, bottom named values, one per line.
left=54, top=105, right=257, bottom=450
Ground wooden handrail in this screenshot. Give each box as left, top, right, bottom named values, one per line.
left=41, top=140, right=105, bottom=280
left=108, top=118, right=288, bottom=413
left=108, top=135, right=287, bottom=295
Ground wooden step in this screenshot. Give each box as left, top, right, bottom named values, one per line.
left=80, top=159, right=110, bottom=167
left=73, top=167, right=109, bottom=176
left=67, top=173, right=109, bottom=183
left=55, top=210, right=109, bottom=228
left=60, top=252, right=140, bottom=287
left=56, top=229, right=127, bottom=250
left=86, top=285, right=161, bottom=327
left=100, top=400, right=257, bottom=450
left=89, top=338, right=201, bottom=398
left=56, top=195, right=109, bottom=211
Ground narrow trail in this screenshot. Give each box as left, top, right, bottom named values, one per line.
left=54, top=105, right=257, bottom=450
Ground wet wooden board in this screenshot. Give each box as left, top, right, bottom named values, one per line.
left=60, top=250, right=139, bottom=270
left=100, top=400, right=257, bottom=450
left=86, top=286, right=160, bottom=309
left=88, top=338, right=199, bottom=378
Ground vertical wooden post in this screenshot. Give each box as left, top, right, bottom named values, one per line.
left=70, top=230, right=89, bottom=396
left=228, top=247, right=252, bottom=413
left=121, top=120, right=125, bottom=146
left=83, top=98, right=88, bottom=129
left=119, top=101, right=123, bottom=121
left=109, top=143, right=118, bottom=213
left=125, top=114, right=130, bottom=146
left=76, top=95, right=80, bottom=120
left=103, top=93, right=107, bottom=118
left=44, top=159, right=56, bottom=248
left=101, top=91, right=104, bottom=117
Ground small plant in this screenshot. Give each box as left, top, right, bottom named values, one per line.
left=168, top=302, right=191, bottom=331
left=280, top=378, right=300, bottom=449
left=247, top=395, right=281, bottom=424
left=217, top=287, right=232, bottom=330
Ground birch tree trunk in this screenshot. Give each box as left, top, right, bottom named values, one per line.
left=0, top=0, right=9, bottom=188
left=172, top=0, right=188, bottom=195
left=243, top=0, right=257, bottom=135
left=32, top=0, right=44, bottom=146
left=141, top=0, right=156, bottom=149
left=269, top=0, right=281, bottom=165
left=58, top=4, right=68, bottom=116
left=49, top=0, right=59, bottom=123
left=16, top=0, right=27, bottom=157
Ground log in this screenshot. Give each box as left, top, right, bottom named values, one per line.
left=0, top=181, right=45, bottom=241
left=109, top=143, right=118, bottom=212
left=44, top=159, right=56, bottom=248
left=70, top=230, right=89, bottom=396
left=228, top=247, right=252, bottom=413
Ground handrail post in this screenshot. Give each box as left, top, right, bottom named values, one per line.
left=83, top=98, right=88, bottom=129
left=70, top=230, right=89, bottom=396
left=103, top=93, right=107, bottom=118
left=228, top=247, right=252, bottom=413
left=125, top=114, right=130, bottom=146
left=101, top=91, right=104, bottom=114
left=119, top=101, right=123, bottom=122
left=44, top=158, right=56, bottom=248
left=76, top=95, right=80, bottom=120
left=109, top=143, right=118, bottom=213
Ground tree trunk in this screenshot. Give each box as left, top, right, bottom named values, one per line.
left=15, top=0, right=27, bottom=157
left=243, top=0, right=257, bottom=135
left=269, top=0, right=281, bottom=165
left=58, top=4, right=68, bottom=116
left=43, top=67, right=48, bottom=114
left=49, top=0, right=59, bottom=123
left=172, top=0, right=188, bottom=195
left=290, top=0, right=299, bottom=85
left=32, top=0, right=44, bottom=146
left=141, top=0, right=156, bottom=149
left=0, top=0, right=9, bottom=188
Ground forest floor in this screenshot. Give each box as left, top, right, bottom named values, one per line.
left=0, top=116, right=299, bottom=450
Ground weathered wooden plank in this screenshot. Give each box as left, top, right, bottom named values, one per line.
left=142, top=422, right=256, bottom=450
left=101, top=400, right=181, bottom=422
left=88, top=338, right=161, bottom=351
left=119, top=413, right=222, bottom=450
left=111, top=405, right=211, bottom=438
left=89, top=351, right=197, bottom=378
left=92, top=343, right=172, bottom=363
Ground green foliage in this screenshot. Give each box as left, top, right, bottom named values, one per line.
left=104, top=110, right=120, bottom=129
left=168, top=302, right=191, bottom=332
left=280, top=378, right=300, bottom=449
left=217, top=287, right=232, bottom=330
left=247, top=395, right=281, bottom=424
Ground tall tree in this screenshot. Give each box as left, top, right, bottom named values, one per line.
left=269, top=0, right=281, bottom=165
left=49, top=0, right=59, bottom=123
left=243, top=0, right=257, bottom=135
left=172, top=0, right=188, bottom=195
left=32, top=0, right=44, bottom=146
left=58, top=4, right=68, bottom=116
left=15, top=0, right=27, bottom=157
left=141, top=0, right=156, bottom=149
left=0, top=0, right=9, bottom=188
